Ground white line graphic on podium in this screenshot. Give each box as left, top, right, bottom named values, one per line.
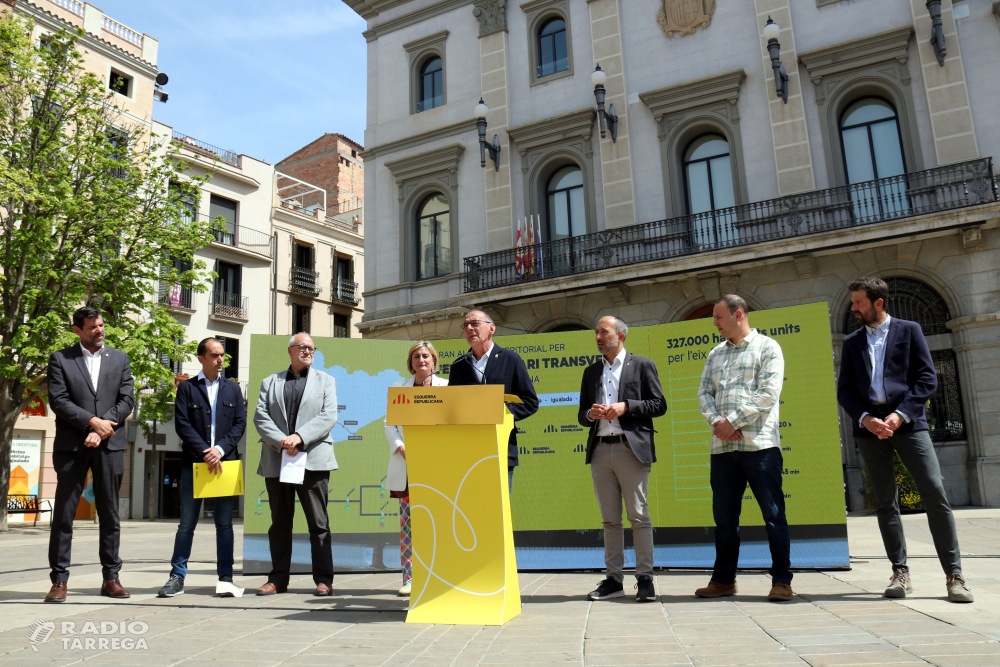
left=409, top=455, right=506, bottom=609
left=668, top=368, right=711, bottom=501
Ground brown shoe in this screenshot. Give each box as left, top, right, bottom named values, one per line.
left=100, top=579, right=130, bottom=599
left=44, top=582, right=67, bottom=603
left=314, top=583, right=333, bottom=597
left=768, top=583, right=793, bottom=601
left=695, top=581, right=737, bottom=598
left=256, top=582, right=288, bottom=596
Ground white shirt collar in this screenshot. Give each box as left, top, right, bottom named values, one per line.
left=865, top=314, right=891, bottom=336
left=474, top=341, right=494, bottom=362
left=603, top=347, right=627, bottom=368
left=79, top=342, right=103, bottom=358
left=197, top=370, right=221, bottom=385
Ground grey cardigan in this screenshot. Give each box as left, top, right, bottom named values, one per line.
left=254, top=368, right=338, bottom=478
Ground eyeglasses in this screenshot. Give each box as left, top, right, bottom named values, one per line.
left=292, top=345, right=316, bottom=353
left=461, top=320, right=491, bottom=330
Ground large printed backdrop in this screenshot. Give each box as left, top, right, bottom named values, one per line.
left=243, top=302, right=848, bottom=574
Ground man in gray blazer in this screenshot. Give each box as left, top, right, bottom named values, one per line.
left=254, top=333, right=338, bottom=596
left=45, top=306, right=135, bottom=602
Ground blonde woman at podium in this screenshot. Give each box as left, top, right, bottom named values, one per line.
left=384, top=341, right=448, bottom=596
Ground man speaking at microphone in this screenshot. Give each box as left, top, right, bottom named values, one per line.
left=448, top=310, right=539, bottom=491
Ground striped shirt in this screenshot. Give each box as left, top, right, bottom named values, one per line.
left=698, top=329, right=785, bottom=454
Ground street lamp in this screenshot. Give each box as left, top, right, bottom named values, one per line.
left=591, top=64, right=618, bottom=143
left=763, top=17, right=788, bottom=104
left=475, top=98, right=501, bottom=172
left=926, top=0, right=946, bottom=66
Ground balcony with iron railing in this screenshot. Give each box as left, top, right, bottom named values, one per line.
left=158, top=283, right=193, bottom=311
left=172, top=131, right=240, bottom=167
left=210, top=291, right=249, bottom=322
left=463, top=158, right=998, bottom=293
left=332, top=278, right=360, bottom=306
left=290, top=266, right=322, bottom=296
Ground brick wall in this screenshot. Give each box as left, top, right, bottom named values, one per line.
left=276, top=134, right=364, bottom=214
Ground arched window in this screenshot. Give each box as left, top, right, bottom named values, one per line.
left=537, top=19, right=568, bottom=78
left=843, top=277, right=964, bottom=442
left=417, top=194, right=450, bottom=279
left=683, top=134, right=736, bottom=247
left=546, top=166, right=586, bottom=241
left=840, top=98, right=908, bottom=218
left=417, top=57, right=443, bottom=112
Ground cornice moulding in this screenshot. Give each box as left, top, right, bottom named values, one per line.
left=363, top=118, right=477, bottom=159
left=362, top=0, right=473, bottom=42
left=638, top=69, right=746, bottom=121
left=508, top=108, right=595, bottom=151
left=385, top=144, right=465, bottom=181
left=519, top=0, right=564, bottom=14
left=799, top=26, right=913, bottom=82
left=403, top=30, right=449, bottom=53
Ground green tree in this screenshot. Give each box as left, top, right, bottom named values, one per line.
left=0, top=14, right=218, bottom=529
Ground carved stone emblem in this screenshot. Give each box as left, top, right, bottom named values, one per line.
left=657, top=0, right=715, bottom=38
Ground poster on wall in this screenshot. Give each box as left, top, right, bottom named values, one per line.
left=243, top=302, right=848, bottom=573
left=8, top=434, right=42, bottom=523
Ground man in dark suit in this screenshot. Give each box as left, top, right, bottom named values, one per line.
left=45, top=306, right=135, bottom=602
left=838, top=276, right=973, bottom=603
left=578, top=316, right=666, bottom=603
left=448, top=309, right=539, bottom=491
left=157, top=338, right=246, bottom=598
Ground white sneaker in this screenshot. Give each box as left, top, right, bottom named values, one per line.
left=398, top=582, right=412, bottom=596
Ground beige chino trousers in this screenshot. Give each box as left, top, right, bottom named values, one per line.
left=590, top=440, right=654, bottom=582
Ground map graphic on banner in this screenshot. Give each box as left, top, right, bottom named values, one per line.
left=243, top=302, right=848, bottom=574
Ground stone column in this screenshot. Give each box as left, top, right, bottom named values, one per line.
left=474, top=1, right=515, bottom=251
left=949, top=314, right=1000, bottom=507
left=753, top=0, right=815, bottom=196
left=587, top=0, right=636, bottom=229
left=908, top=0, right=979, bottom=165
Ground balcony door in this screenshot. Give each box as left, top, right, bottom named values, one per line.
left=214, top=260, right=243, bottom=319
left=210, top=194, right=237, bottom=245
left=545, top=166, right=586, bottom=275
left=840, top=98, right=909, bottom=221
left=683, top=134, right=737, bottom=248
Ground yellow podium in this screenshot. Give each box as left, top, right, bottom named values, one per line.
left=386, top=384, right=521, bottom=625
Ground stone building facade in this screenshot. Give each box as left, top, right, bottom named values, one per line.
left=346, top=0, right=1000, bottom=509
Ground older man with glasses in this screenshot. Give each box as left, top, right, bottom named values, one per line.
left=253, top=333, right=339, bottom=596
left=448, top=310, right=539, bottom=492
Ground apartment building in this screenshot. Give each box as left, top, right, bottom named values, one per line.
left=7, top=0, right=161, bottom=523
left=347, top=0, right=1000, bottom=509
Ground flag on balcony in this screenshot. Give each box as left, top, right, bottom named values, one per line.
left=515, top=218, right=526, bottom=279
left=529, top=214, right=542, bottom=278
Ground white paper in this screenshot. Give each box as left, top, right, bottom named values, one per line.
left=216, top=581, right=245, bottom=598
left=279, top=448, right=307, bottom=484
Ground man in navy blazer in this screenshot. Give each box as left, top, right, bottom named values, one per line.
left=158, top=338, right=246, bottom=598
left=837, top=277, right=972, bottom=603
left=448, top=309, right=539, bottom=490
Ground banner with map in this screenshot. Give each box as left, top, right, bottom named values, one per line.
left=243, top=302, right=848, bottom=573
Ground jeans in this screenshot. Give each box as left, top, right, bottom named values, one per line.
left=710, top=447, right=792, bottom=585
left=856, top=429, right=961, bottom=575
left=168, top=468, right=235, bottom=579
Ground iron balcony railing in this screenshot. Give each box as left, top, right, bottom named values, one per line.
left=332, top=278, right=360, bottom=306
left=172, top=130, right=239, bottom=167
left=158, top=283, right=192, bottom=310
left=210, top=291, right=249, bottom=320
left=290, top=266, right=322, bottom=296
left=464, top=158, right=997, bottom=293
left=211, top=220, right=274, bottom=258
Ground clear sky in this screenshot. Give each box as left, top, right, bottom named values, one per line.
left=98, top=0, right=367, bottom=165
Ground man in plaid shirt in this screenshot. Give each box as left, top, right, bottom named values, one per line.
left=695, top=295, right=791, bottom=602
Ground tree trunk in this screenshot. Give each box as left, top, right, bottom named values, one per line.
left=0, top=399, right=25, bottom=533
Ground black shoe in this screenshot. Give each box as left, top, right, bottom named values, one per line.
left=587, top=577, right=624, bottom=600
left=219, top=576, right=234, bottom=584
left=157, top=575, right=184, bottom=598
left=635, top=575, right=656, bottom=602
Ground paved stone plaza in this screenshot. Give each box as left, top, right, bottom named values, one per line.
left=1, top=509, right=999, bottom=666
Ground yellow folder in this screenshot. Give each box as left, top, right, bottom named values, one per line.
left=192, top=460, right=244, bottom=498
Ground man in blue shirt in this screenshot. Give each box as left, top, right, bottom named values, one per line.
left=837, top=277, right=972, bottom=603
left=158, top=338, right=246, bottom=597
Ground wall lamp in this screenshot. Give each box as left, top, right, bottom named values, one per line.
left=591, top=64, right=618, bottom=143
left=763, top=17, right=788, bottom=104
left=475, top=98, right=501, bottom=171
left=926, top=0, right=946, bottom=66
